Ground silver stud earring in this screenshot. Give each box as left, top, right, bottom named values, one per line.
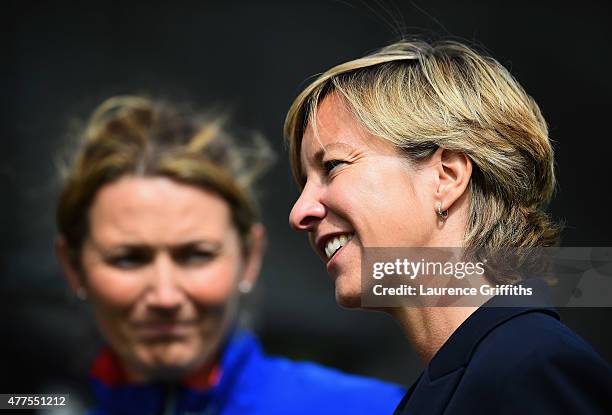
left=238, top=280, right=252, bottom=294
left=437, top=202, right=449, bottom=220
left=76, top=287, right=88, bottom=300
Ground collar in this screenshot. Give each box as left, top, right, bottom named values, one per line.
left=427, top=278, right=559, bottom=380
left=90, top=346, right=222, bottom=390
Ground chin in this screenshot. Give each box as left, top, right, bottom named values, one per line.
left=334, top=283, right=362, bottom=309
left=136, top=343, right=203, bottom=376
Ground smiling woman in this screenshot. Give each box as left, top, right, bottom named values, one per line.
left=55, top=96, right=404, bottom=414
left=285, top=40, right=612, bottom=414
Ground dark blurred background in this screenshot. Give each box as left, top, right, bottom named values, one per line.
left=2, top=0, right=611, bottom=409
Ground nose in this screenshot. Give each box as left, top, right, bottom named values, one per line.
left=146, top=255, right=184, bottom=311
left=289, top=182, right=326, bottom=232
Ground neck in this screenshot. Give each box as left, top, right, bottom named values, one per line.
left=120, top=357, right=216, bottom=385
left=390, top=305, right=478, bottom=364
left=388, top=270, right=494, bottom=365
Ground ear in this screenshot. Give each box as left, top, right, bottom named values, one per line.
left=431, top=148, right=472, bottom=214
left=239, top=223, right=266, bottom=290
left=55, top=236, right=85, bottom=295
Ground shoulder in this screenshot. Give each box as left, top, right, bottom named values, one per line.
left=473, top=310, right=608, bottom=371
left=258, top=353, right=404, bottom=393
left=233, top=336, right=404, bottom=415
left=467, top=311, right=612, bottom=413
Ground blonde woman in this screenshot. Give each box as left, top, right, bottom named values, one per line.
left=55, top=96, right=404, bottom=414
left=286, top=40, right=612, bottom=414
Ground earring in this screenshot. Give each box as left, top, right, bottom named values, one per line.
left=437, top=202, right=449, bottom=220
left=76, top=287, right=88, bottom=300
left=238, top=280, right=252, bottom=294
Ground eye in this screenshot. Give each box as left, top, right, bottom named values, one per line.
left=106, top=250, right=151, bottom=269
left=173, top=247, right=216, bottom=266
left=323, top=159, right=347, bottom=174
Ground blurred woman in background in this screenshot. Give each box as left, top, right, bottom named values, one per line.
left=55, top=96, right=404, bottom=414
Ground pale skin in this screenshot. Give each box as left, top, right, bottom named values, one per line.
left=289, top=93, right=491, bottom=364
left=56, top=176, right=265, bottom=382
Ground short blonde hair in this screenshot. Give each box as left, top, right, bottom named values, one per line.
left=58, top=96, right=274, bottom=264
left=285, top=40, right=560, bottom=252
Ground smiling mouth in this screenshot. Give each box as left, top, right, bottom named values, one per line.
left=324, top=233, right=354, bottom=259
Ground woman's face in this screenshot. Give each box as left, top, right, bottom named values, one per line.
left=63, top=176, right=262, bottom=381
left=289, top=93, right=441, bottom=307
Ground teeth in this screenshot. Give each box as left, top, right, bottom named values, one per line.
left=324, top=234, right=353, bottom=259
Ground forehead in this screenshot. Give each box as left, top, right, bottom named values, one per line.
left=88, top=176, right=232, bottom=243
left=299, top=93, right=396, bottom=171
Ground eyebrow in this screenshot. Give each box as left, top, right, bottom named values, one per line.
left=311, top=141, right=356, bottom=164
left=90, top=239, right=223, bottom=253
left=173, top=240, right=223, bottom=251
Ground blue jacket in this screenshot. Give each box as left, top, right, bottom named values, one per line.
left=89, top=330, right=405, bottom=415
left=393, top=279, right=612, bottom=414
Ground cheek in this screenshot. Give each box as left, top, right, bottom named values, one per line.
left=82, top=266, right=143, bottom=353
left=331, top=170, right=432, bottom=243
left=185, top=257, right=242, bottom=305
left=86, top=265, right=145, bottom=308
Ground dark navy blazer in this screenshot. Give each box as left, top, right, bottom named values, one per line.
left=394, top=280, right=612, bottom=415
